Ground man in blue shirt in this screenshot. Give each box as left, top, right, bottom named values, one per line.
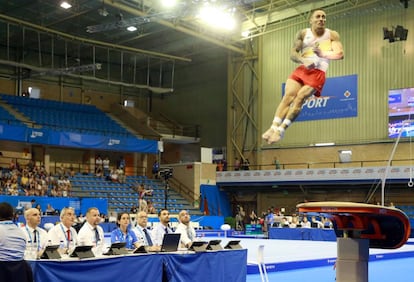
left=0, top=202, right=26, bottom=261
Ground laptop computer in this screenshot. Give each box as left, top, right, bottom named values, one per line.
left=160, top=233, right=180, bottom=252
left=70, top=245, right=95, bottom=259
left=41, top=245, right=61, bottom=259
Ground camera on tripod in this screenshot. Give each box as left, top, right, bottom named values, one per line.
left=159, top=168, right=173, bottom=180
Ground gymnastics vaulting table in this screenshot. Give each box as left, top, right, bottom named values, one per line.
left=29, top=249, right=247, bottom=282
left=297, top=201, right=411, bottom=282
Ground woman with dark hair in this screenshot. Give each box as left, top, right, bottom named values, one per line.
left=110, top=212, right=139, bottom=249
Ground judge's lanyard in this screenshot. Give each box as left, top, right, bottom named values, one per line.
left=25, top=226, right=40, bottom=250
left=60, top=224, right=72, bottom=248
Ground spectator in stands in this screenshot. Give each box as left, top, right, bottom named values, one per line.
left=0, top=202, right=26, bottom=261
left=234, top=157, right=240, bottom=171
left=311, top=216, right=324, bottom=228
left=77, top=207, right=105, bottom=256
left=56, top=164, right=66, bottom=178
left=152, top=160, right=159, bottom=179
left=147, top=201, right=156, bottom=214
left=118, top=156, right=126, bottom=170
left=111, top=212, right=139, bottom=250
left=109, top=167, right=119, bottom=182
left=280, top=217, right=290, bottom=227
left=265, top=208, right=274, bottom=230
left=95, top=165, right=103, bottom=178
left=95, top=155, right=103, bottom=174
left=45, top=204, right=55, bottom=215
left=27, top=160, right=35, bottom=172
left=235, top=205, right=246, bottom=231
left=138, top=184, right=153, bottom=212
left=47, top=207, right=78, bottom=255
left=242, top=158, right=250, bottom=170
left=68, top=165, right=76, bottom=177
left=289, top=215, right=299, bottom=228
left=151, top=209, right=172, bottom=246
left=132, top=211, right=159, bottom=251
left=249, top=210, right=258, bottom=224
left=35, top=204, right=42, bottom=215
left=103, top=156, right=110, bottom=177
left=116, top=167, right=126, bottom=184
left=20, top=208, right=48, bottom=259
left=274, top=157, right=281, bottom=169
left=216, top=160, right=224, bottom=172
left=300, top=215, right=311, bottom=228
left=322, top=217, right=333, bottom=229
left=175, top=210, right=196, bottom=249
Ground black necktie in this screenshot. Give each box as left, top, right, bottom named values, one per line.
left=33, top=230, right=37, bottom=243
left=95, top=228, right=100, bottom=243
left=143, top=229, right=153, bottom=246
left=165, top=227, right=169, bottom=234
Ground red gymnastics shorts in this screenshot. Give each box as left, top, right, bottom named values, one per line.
left=288, top=65, right=326, bottom=97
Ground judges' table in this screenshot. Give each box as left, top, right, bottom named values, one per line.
left=29, top=249, right=247, bottom=282
left=269, top=227, right=337, bottom=241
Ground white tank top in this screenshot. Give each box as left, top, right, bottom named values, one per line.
left=301, top=28, right=331, bottom=72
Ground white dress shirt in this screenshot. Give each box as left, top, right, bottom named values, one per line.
left=77, top=222, right=105, bottom=256
left=175, top=222, right=196, bottom=248
left=20, top=225, right=48, bottom=255
left=47, top=223, right=77, bottom=253
left=151, top=223, right=172, bottom=246
left=132, top=225, right=153, bottom=246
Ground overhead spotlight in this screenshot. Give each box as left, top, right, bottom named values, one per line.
left=161, top=0, right=178, bottom=8
left=60, top=1, right=72, bottom=9
left=126, top=26, right=137, bottom=32
left=383, top=27, right=395, bottom=42
left=241, top=30, right=250, bottom=38
left=383, top=25, right=408, bottom=43
left=395, top=25, right=408, bottom=41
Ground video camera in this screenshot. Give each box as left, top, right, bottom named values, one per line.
left=159, top=167, right=173, bottom=180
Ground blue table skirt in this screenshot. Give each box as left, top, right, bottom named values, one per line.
left=29, top=249, right=247, bottom=282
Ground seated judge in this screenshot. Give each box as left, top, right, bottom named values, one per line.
left=77, top=207, right=105, bottom=256
left=174, top=210, right=196, bottom=249
left=47, top=207, right=78, bottom=255
left=20, top=208, right=48, bottom=259
left=132, top=211, right=160, bottom=252
left=111, top=212, right=139, bottom=249
left=151, top=209, right=172, bottom=246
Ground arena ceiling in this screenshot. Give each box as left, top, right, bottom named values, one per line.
left=0, top=0, right=403, bottom=92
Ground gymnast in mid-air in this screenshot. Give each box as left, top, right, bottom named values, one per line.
left=262, top=9, right=344, bottom=144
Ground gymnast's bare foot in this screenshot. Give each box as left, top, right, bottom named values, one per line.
left=262, top=126, right=284, bottom=144
left=266, top=128, right=284, bottom=144
left=262, top=126, right=275, bottom=142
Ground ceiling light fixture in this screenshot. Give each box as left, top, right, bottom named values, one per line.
left=60, top=1, right=72, bottom=9
left=126, top=26, right=137, bottom=32
left=315, top=142, right=335, bottom=147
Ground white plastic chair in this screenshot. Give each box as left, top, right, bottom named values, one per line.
left=257, top=245, right=269, bottom=282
